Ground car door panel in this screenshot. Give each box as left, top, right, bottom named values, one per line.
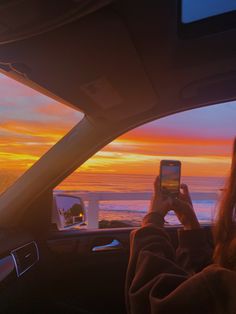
left=40, top=225, right=213, bottom=313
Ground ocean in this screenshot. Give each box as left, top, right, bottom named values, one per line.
left=56, top=173, right=226, bottom=226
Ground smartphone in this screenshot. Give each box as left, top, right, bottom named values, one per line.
left=159, top=160, right=181, bottom=196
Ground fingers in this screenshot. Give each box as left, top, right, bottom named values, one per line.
left=180, top=183, right=188, bottom=192
left=172, top=196, right=194, bottom=215
left=180, top=183, right=193, bottom=205
left=172, top=197, right=186, bottom=212
left=150, top=176, right=173, bottom=216
left=154, top=175, right=160, bottom=189
left=180, top=184, right=190, bottom=198
left=149, top=194, right=173, bottom=216
left=160, top=195, right=173, bottom=215
left=154, top=176, right=163, bottom=198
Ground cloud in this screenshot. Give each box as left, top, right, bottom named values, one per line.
left=0, top=71, right=235, bottom=191
left=0, top=118, right=74, bottom=138
left=35, top=102, right=83, bottom=120
left=0, top=73, right=37, bottom=97
left=0, top=73, right=83, bottom=125
left=79, top=149, right=231, bottom=177
left=103, top=137, right=232, bottom=158
left=0, top=73, right=84, bottom=192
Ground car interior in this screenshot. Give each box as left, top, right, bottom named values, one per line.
left=0, top=0, right=236, bottom=313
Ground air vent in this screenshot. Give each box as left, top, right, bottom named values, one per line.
left=11, top=242, right=39, bottom=277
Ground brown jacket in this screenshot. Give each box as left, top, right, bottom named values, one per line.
left=126, top=212, right=236, bottom=314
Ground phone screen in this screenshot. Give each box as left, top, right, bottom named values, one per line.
left=160, top=161, right=181, bottom=195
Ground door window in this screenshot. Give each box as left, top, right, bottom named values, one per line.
left=54, top=101, right=235, bottom=229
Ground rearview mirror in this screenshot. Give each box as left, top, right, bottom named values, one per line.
left=52, top=194, right=86, bottom=230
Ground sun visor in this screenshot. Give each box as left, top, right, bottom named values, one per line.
left=0, top=7, right=157, bottom=121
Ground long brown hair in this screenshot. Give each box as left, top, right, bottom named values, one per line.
left=213, top=138, right=236, bottom=269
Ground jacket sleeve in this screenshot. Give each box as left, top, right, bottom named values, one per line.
left=125, top=212, right=214, bottom=314
left=176, top=228, right=213, bottom=274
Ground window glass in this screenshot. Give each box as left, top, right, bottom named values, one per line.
left=55, top=101, right=235, bottom=229
left=0, top=73, right=83, bottom=195
left=182, top=0, right=236, bottom=23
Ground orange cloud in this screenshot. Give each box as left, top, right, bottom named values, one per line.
left=0, top=118, right=72, bottom=177
left=102, top=137, right=231, bottom=159
left=77, top=149, right=231, bottom=177
left=0, top=71, right=233, bottom=195
left=1, top=120, right=70, bottom=138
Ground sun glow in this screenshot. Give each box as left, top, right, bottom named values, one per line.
left=0, top=72, right=235, bottom=194
left=0, top=73, right=83, bottom=193
left=79, top=148, right=231, bottom=177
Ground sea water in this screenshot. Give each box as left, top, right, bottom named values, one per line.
left=57, top=173, right=226, bottom=226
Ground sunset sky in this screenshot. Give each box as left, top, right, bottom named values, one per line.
left=0, top=73, right=235, bottom=193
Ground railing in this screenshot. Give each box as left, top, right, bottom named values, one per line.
left=57, top=191, right=219, bottom=228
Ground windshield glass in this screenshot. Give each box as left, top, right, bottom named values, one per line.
left=0, top=73, right=83, bottom=195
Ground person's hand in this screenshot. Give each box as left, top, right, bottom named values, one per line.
left=172, top=184, right=200, bottom=230
left=149, top=176, right=172, bottom=217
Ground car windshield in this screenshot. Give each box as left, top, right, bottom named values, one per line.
left=0, top=73, right=84, bottom=196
